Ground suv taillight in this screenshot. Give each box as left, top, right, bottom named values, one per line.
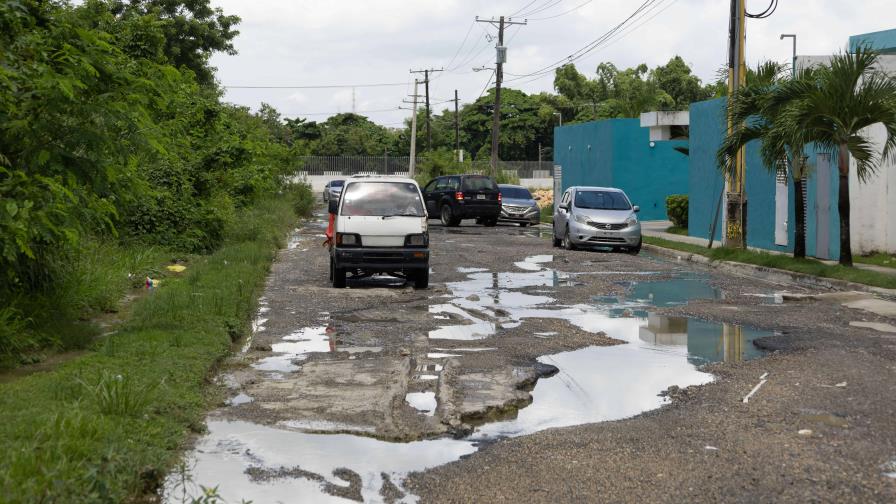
left=497, top=193, right=502, bottom=202
left=455, top=191, right=464, bottom=201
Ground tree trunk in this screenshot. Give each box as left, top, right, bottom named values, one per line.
left=837, top=144, right=853, bottom=266
left=794, top=178, right=806, bottom=259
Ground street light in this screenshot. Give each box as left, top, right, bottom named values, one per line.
left=553, top=112, right=562, bottom=127
left=780, top=34, right=797, bottom=76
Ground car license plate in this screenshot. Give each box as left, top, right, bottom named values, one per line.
left=476, top=194, right=486, bottom=200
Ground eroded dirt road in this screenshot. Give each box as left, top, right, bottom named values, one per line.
left=166, top=208, right=896, bottom=503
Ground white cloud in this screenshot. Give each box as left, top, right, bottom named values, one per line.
left=211, top=0, right=895, bottom=127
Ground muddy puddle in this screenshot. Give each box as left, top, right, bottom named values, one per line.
left=169, top=256, right=775, bottom=503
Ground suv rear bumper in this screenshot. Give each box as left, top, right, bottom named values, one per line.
left=455, top=203, right=500, bottom=219
left=333, top=247, right=429, bottom=271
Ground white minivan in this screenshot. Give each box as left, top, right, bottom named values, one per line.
left=328, top=176, right=430, bottom=289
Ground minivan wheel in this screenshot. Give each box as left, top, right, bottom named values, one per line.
left=519, top=222, right=529, bottom=228
left=412, top=269, right=429, bottom=289
left=628, top=239, right=642, bottom=255
left=331, top=260, right=346, bottom=288
left=563, top=226, right=577, bottom=251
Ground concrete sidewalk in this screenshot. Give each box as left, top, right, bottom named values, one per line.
left=641, top=220, right=896, bottom=278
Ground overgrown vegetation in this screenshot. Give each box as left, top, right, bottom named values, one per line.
left=0, top=0, right=305, bottom=366
left=665, top=194, right=689, bottom=228
left=643, top=236, right=896, bottom=289
left=0, top=195, right=301, bottom=502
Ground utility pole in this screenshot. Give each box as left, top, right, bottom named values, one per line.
left=351, top=87, right=356, bottom=114
left=724, top=0, right=747, bottom=249
left=780, top=33, right=797, bottom=76
left=402, top=80, right=421, bottom=176
left=453, top=89, right=461, bottom=162
left=409, top=68, right=443, bottom=152
left=476, top=15, right=527, bottom=178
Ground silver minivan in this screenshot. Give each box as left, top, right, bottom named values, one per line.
left=552, top=186, right=641, bottom=253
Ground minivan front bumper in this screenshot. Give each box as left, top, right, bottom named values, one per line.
left=333, top=247, right=429, bottom=271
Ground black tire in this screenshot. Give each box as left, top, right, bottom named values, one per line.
left=412, top=269, right=429, bottom=289
left=483, top=218, right=497, bottom=227
left=519, top=222, right=529, bottom=227
left=441, top=205, right=459, bottom=227
left=552, top=224, right=562, bottom=247
left=563, top=226, right=577, bottom=251
left=628, top=239, right=642, bottom=255
left=331, top=259, right=346, bottom=288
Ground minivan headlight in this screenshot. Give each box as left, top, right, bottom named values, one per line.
left=574, top=213, right=591, bottom=224
left=337, top=233, right=362, bottom=247
left=405, top=233, right=428, bottom=247
left=625, top=214, right=639, bottom=227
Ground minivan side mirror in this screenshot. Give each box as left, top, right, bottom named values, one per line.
left=328, top=198, right=339, bottom=214
left=632, top=205, right=640, bottom=213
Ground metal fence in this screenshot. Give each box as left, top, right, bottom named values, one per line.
left=293, top=156, right=555, bottom=179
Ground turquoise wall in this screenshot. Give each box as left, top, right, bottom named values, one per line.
left=553, top=119, right=689, bottom=221
left=688, top=98, right=841, bottom=257
left=849, top=28, right=896, bottom=54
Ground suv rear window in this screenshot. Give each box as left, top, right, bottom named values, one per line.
left=340, top=182, right=425, bottom=217
left=462, top=176, right=498, bottom=192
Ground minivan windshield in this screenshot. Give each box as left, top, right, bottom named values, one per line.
left=340, top=182, right=426, bottom=217
left=574, top=190, right=631, bottom=210
left=500, top=186, right=533, bottom=200
left=462, top=176, right=498, bottom=192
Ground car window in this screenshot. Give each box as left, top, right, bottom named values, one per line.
left=448, top=176, right=461, bottom=191
left=435, top=178, right=450, bottom=191
left=462, top=176, right=498, bottom=191
left=331, top=180, right=344, bottom=187
left=340, top=182, right=426, bottom=217
left=423, top=179, right=438, bottom=193
left=574, top=190, right=631, bottom=210
left=499, top=187, right=532, bottom=199
left=562, top=191, right=571, bottom=205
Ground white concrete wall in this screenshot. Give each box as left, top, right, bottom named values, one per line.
left=850, top=122, right=896, bottom=254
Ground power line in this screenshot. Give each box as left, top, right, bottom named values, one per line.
left=443, top=21, right=476, bottom=71
left=511, top=0, right=541, bottom=17
left=504, top=0, right=662, bottom=83
left=518, top=0, right=565, bottom=18
left=224, top=82, right=407, bottom=90
left=527, top=0, right=594, bottom=21
left=746, top=0, right=778, bottom=18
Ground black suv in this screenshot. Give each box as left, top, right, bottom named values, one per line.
left=422, top=174, right=501, bottom=227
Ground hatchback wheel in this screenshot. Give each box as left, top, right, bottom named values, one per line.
left=563, top=226, right=577, bottom=251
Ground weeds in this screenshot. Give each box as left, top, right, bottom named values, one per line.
left=0, top=194, right=305, bottom=502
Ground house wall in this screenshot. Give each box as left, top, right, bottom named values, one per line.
left=553, top=119, right=689, bottom=221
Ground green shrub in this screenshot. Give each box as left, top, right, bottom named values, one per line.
left=666, top=194, right=689, bottom=228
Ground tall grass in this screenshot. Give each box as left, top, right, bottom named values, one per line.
left=0, top=192, right=306, bottom=502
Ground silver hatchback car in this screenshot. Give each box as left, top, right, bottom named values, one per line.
left=552, top=186, right=641, bottom=253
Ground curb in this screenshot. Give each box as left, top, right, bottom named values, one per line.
left=643, top=243, right=896, bottom=298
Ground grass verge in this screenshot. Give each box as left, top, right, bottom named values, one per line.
left=855, top=252, right=896, bottom=269
left=643, top=236, right=896, bottom=290
left=0, top=191, right=307, bottom=502
left=665, top=225, right=688, bottom=236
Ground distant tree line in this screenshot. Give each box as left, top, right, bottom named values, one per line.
left=284, top=56, right=724, bottom=162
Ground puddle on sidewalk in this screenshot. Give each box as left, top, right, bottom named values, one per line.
left=405, top=392, right=437, bottom=416
left=514, top=254, right=553, bottom=271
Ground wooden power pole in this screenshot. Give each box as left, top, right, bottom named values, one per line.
left=410, top=68, right=442, bottom=152
left=453, top=89, right=461, bottom=162
left=724, top=0, right=747, bottom=248
left=476, top=15, right=526, bottom=178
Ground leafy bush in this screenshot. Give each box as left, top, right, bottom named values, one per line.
left=666, top=194, right=689, bottom=228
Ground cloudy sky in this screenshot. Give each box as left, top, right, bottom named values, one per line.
left=210, top=0, right=893, bottom=127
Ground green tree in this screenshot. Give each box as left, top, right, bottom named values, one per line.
left=651, top=56, right=713, bottom=110
left=313, top=113, right=399, bottom=156
left=777, top=48, right=896, bottom=266
left=718, top=62, right=813, bottom=258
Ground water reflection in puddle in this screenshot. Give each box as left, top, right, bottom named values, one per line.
left=406, top=392, right=437, bottom=416
left=166, top=420, right=477, bottom=504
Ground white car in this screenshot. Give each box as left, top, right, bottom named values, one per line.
left=328, top=176, right=429, bottom=288
left=552, top=186, right=642, bottom=253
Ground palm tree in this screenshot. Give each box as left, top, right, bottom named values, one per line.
left=779, top=47, right=896, bottom=266
left=718, top=62, right=816, bottom=258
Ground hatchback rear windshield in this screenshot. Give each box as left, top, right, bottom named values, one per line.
left=574, top=190, right=631, bottom=210
left=500, top=187, right=533, bottom=200
left=340, top=182, right=425, bottom=217
left=330, top=180, right=344, bottom=187
left=462, top=176, right=498, bottom=192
